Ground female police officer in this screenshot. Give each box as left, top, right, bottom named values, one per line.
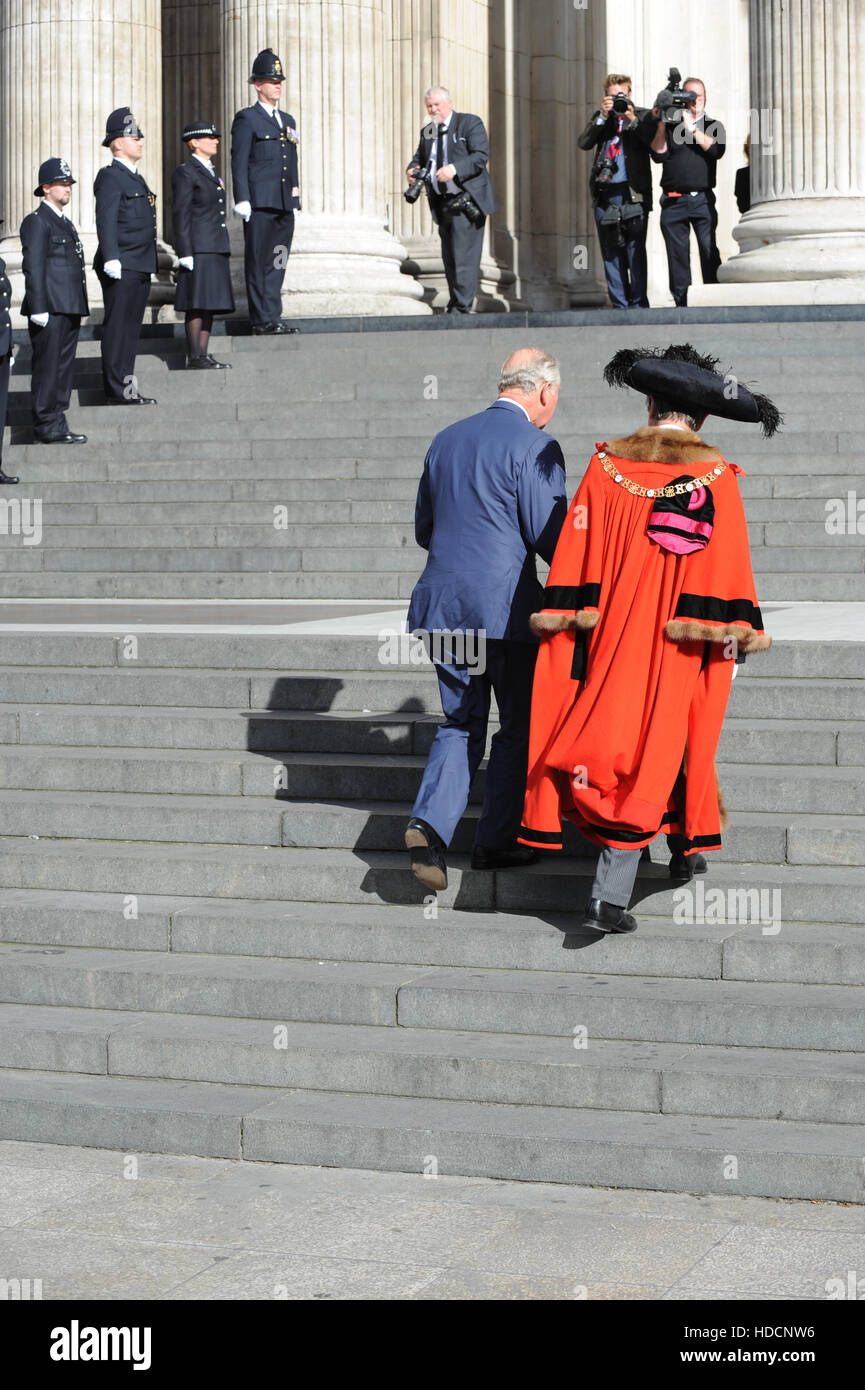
left=171, top=121, right=234, bottom=369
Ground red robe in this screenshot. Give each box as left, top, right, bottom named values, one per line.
left=518, top=427, right=771, bottom=858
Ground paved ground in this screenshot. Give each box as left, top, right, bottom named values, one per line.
left=1, top=1140, right=863, bottom=1300
left=0, top=599, right=863, bottom=639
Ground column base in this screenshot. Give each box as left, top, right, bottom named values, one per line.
left=720, top=198, right=865, bottom=283
left=400, top=234, right=522, bottom=313
left=278, top=214, right=429, bottom=318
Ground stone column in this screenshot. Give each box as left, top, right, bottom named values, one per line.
left=162, top=0, right=223, bottom=248
left=0, top=0, right=173, bottom=320
left=721, top=0, right=865, bottom=284
left=221, top=0, right=428, bottom=316
left=390, top=0, right=516, bottom=311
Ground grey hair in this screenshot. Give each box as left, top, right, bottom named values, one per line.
left=498, top=348, right=561, bottom=395
left=424, top=86, right=452, bottom=102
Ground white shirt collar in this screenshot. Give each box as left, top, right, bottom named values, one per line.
left=43, top=199, right=66, bottom=218
left=113, top=155, right=139, bottom=175
left=497, top=397, right=532, bottom=422
left=192, top=153, right=214, bottom=171
left=258, top=100, right=281, bottom=118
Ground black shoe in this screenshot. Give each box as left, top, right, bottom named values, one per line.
left=107, top=395, right=157, bottom=405
left=669, top=851, right=708, bottom=881
left=206, top=354, right=231, bottom=369
left=251, top=322, right=290, bottom=336
left=405, top=817, right=447, bottom=892
left=582, top=898, right=638, bottom=936
left=273, top=321, right=300, bottom=335
left=0, top=468, right=19, bottom=484
left=35, top=431, right=86, bottom=444
left=185, top=356, right=217, bottom=369
left=471, top=845, right=539, bottom=871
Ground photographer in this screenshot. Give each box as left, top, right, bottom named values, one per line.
left=579, top=73, right=655, bottom=308
left=406, top=87, right=497, bottom=315
left=650, top=75, right=726, bottom=306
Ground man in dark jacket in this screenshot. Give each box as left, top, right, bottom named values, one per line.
left=578, top=73, right=656, bottom=308
left=93, top=108, right=158, bottom=405
left=0, top=252, right=17, bottom=482
left=231, top=47, right=300, bottom=335
left=20, top=158, right=89, bottom=444
left=407, top=87, right=497, bottom=315
left=650, top=77, right=726, bottom=306
left=404, top=347, right=567, bottom=892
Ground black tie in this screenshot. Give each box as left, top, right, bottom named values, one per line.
left=436, top=123, right=446, bottom=194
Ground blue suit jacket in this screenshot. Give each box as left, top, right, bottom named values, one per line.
left=407, top=399, right=567, bottom=643
left=230, top=105, right=300, bottom=211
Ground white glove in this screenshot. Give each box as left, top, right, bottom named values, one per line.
left=234, top=200, right=252, bottom=222
left=178, top=256, right=194, bottom=270
left=103, top=259, right=122, bottom=280
left=29, top=312, right=49, bottom=327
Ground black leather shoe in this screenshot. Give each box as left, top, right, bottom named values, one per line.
left=582, top=898, right=638, bottom=935
left=35, top=431, right=86, bottom=444
left=471, top=845, right=539, bottom=871
left=405, top=817, right=447, bottom=892
left=185, top=356, right=216, bottom=369
left=669, top=852, right=708, bottom=881
left=251, top=322, right=279, bottom=335
left=206, top=355, right=231, bottom=369
left=107, top=395, right=157, bottom=405
left=273, top=321, right=300, bottom=335
left=0, top=468, right=19, bottom=484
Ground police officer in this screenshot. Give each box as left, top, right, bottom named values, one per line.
left=0, top=244, right=17, bottom=483
left=171, top=121, right=234, bottom=368
left=20, top=158, right=89, bottom=444
left=94, top=108, right=158, bottom=403
left=231, top=48, right=301, bottom=335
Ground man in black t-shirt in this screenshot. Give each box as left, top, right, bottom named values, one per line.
left=650, top=78, right=725, bottom=306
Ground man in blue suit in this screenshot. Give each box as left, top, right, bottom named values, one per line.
left=405, top=347, right=568, bottom=891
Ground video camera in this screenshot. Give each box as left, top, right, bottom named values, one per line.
left=654, top=67, right=698, bottom=125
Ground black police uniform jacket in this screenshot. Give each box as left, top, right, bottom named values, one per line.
left=93, top=159, right=158, bottom=275
left=171, top=158, right=231, bottom=256
left=20, top=202, right=89, bottom=317
left=230, top=105, right=300, bottom=211
left=0, top=257, right=11, bottom=358
left=410, top=112, right=497, bottom=224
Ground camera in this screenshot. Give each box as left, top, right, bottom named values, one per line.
left=404, top=165, right=433, bottom=203
left=593, top=155, right=618, bottom=188
left=445, top=189, right=486, bottom=226
left=611, top=92, right=631, bottom=116
left=654, top=67, right=698, bottom=125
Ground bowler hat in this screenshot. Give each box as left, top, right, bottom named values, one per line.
left=102, top=107, right=144, bottom=148
left=34, top=157, right=76, bottom=198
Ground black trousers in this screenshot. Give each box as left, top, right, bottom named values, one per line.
left=659, top=190, right=720, bottom=306
left=0, top=354, right=9, bottom=467
left=98, top=269, right=151, bottom=400
left=437, top=208, right=485, bottom=311
left=28, top=313, right=82, bottom=435
left=244, top=208, right=294, bottom=326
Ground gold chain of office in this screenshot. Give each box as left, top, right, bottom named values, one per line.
left=596, top=451, right=727, bottom=499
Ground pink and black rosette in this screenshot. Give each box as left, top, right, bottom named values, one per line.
left=647, top=474, right=715, bottom=556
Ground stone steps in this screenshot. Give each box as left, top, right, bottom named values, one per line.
left=0, top=317, right=863, bottom=1203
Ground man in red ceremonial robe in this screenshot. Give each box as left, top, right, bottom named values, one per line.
left=518, top=344, right=781, bottom=937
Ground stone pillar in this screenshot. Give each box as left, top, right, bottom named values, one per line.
left=390, top=0, right=516, bottom=311
left=489, top=0, right=604, bottom=310
left=221, top=0, right=428, bottom=316
left=162, top=0, right=223, bottom=248
left=721, top=0, right=865, bottom=284
left=0, top=0, right=173, bottom=320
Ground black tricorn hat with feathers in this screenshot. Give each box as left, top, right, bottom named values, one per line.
left=604, top=343, right=782, bottom=438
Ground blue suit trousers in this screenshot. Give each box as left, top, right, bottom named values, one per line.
left=411, top=638, right=537, bottom=849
